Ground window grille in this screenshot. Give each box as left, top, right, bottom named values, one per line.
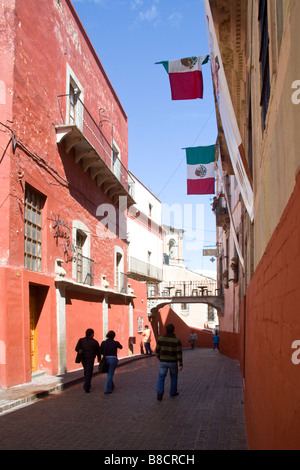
left=259, top=0, right=271, bottom=129
left=24, top=188, right=43, bottom=272
left=76, top=231, right=86, bottom=284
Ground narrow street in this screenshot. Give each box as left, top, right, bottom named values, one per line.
left=0, top=349, right=248, bottom=451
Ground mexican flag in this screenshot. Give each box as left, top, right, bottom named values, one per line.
left=185, top=145, right=215, bottom=195
left=157, top=55, right=209, bottom=100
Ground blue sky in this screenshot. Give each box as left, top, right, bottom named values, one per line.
left=72, top=0, right=217, bottom=273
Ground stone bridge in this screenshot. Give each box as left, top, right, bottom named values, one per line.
left=147, top=294, right=224, bottom=317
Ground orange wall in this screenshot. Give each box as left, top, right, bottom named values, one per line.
left=219, top=331, right=240, bottom=360
left=66, top=279, right=150, bottom=373
left=152, top=305, right=213, bottom=350
left=65, top=291, right=104, bottom=371
left=244, top=173, right=300, bottom=450
left=0, top=268, right=57, bottom=387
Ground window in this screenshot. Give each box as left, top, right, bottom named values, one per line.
left=72, top=221, right=93, bottom=285
left=181, top=303, right=189, bottom=313
left=115, top=251, right=122, bottom=289
left=112, top=141, right=121, bottom=181
left=69, top=82, right=78, bottom=125
left=226, top=237, right=230, bottom=271
left=24, top=187, right=44, bottom=272
left=138, top=317, right=144, bottom=333
left=66, top=64, right=84, bottom=130
left=115, top=246, right=125, bottom=292
left=276, top=0, right=284, bottom=54
left=169, top=238, right=177, bottom=259
left=76, top=230, right=86, bottom=283
left=258, top=0, right=270, bottom=129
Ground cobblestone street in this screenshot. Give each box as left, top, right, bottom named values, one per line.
left=0, top=349, right=248, bottom=451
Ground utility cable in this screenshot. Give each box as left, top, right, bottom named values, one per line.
left=157, top=109, right=215, bottom=197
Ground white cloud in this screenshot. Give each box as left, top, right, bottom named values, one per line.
left=167, top=12, right=183, bottom=27
left=130, top=2, right=161, bottom=28
left=130, top=0, right=144, bottom=10
left=137, top=4, right=159, bottom=22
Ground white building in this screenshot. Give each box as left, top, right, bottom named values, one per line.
left=162, top=225, right=218, bottom=330
left=126, top=173, right=218, bottom=331
left=127, top=172, right=163, bottom=285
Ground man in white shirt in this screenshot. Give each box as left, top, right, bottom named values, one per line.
left=142, top=325, right=152, bottom=355
left=189, top=331, right=198, bottom=349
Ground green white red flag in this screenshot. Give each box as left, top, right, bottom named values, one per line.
left=185, top=145, right=215, bottom=195
left=156, top=55, right=209, bottom=100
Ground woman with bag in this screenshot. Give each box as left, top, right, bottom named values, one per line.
left=75, top=328, right=100, bottom=393
left=99, top=330, right=123, bottom=394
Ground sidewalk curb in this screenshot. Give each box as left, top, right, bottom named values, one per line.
left=62, top=353, right=155, bottom=390
left=0, top=354, right=153, bottom=416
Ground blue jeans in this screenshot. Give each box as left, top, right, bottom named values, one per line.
left=144, top=342, right=152, bottom=355
left=156, top=361, right=178, bottom=396
left=104, top=356, right=118, bottom=393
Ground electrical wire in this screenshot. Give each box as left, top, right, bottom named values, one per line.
left=157, top=109, right=215, bottom=197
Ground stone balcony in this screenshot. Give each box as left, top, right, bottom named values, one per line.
left=55, top=94, right=135, bottom=208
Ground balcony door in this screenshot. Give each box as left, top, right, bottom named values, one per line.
left=76, top=230, right=86, bottom=284
left=112, top=142, right=121, bottom=181
left=68, top=82, right=84, bottom=131
left=115, top=247, right=125, bottom=292
left=66, top=64, right=84, bottom=131
left=69, top=82, right=77, bottom=124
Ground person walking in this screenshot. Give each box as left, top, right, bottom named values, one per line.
left=142, top=325, right=152, bottom=355
left=155, top=323, right=183, bottom=401
left=99, top=330, right=123, bottom=394
left=75, top=328, right=100, bottom=393
left=189, top=330, right=198, bottom=349
left=213, top=332, right=220, bottom=351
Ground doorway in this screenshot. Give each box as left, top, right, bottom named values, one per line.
left=29, top=286, right=39, bottom=373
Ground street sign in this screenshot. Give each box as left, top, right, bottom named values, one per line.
left=203, top=249, right=218, bottom=256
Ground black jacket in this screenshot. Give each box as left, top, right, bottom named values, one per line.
left=100, top=338, right=123, bottom=357
left=75, top=337, right=100, bottom=361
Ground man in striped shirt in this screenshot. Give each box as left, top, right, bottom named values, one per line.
left=155, top=323, right=183, bottom=401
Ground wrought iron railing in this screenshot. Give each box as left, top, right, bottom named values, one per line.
left=149, top=280, right=220, bottom=297
left=57, top=93, right=135, bottom=198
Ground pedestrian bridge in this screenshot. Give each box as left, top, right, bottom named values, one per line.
left=147, top=280, right=224, bottom=316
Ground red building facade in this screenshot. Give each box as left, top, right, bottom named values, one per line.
left=0, top=0, right=148, bottom=388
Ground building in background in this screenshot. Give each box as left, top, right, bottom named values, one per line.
left=162, top=225, right=218, bottom=331
left=206, top=0, right=300, bottom=449
left=126, top=172, right=163, bottom=354
left=127, top=172, right=163, bottom=289
left=126, top=176, right=218, bottom=353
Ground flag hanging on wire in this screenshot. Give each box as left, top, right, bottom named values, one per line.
left=185, top=145, right=215, bottom=195
left=156, top=55, right=209, bottom=100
